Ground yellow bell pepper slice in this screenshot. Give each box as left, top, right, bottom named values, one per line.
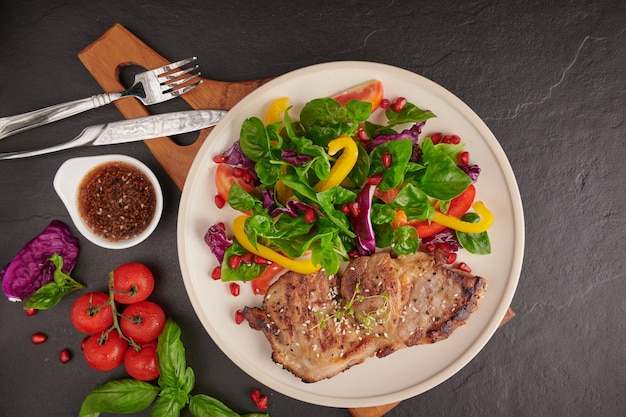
left=265, top=97, right=290, bottom=125
left=431, top=201, right=494, bottom=234
left=314, top=135, right=359, bottom=192
left=232, top=215, right=322, bottom=274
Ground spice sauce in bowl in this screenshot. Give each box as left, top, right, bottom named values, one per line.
left=54, top=154, right=163, bottom=249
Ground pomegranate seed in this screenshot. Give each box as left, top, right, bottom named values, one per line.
left=232, top=167, right=244, bottom=178
left=229, top=283, right=240, bottom=297
left=348, top=250, right=359, bottom=259
left=25, top=308, right=37, bottom=316
left=437, top=242, right=452, bottom=253
left=357, top=127, right=369, bottom=141
left=380, top=98, right=391, bottom=109
left=217, top=222, right=226, bottom=230
left=349, top=202, right=360, bottom=217
left=430, top=132, right=442, bottom=144
left=425, top=243, right=437, bottom=253
left=449, top=134, right=461, bottom=144
left=250, top=389, right=268, bottom=411
left=250, top=389, right=262, bottom=402
left=31, top=332, right=48, bottom=344
left=456, top=262, right=472, bottom=273
left=368, top=174, right=384, bottom=185
left=59, top=348, right=72, bottom=364
left=253, top=255, right=270, bottom=265
left=213, top=155, right=226, bottom=163
left=392, top=97, right=407, bottom=112
left=446, top=252, right=457, bottom=264
left=303, top=207, right=316, bottom=224
left=459, top=151, right=470, bottom=166
left=341, top=203, right=352, bottom=215
left=235, top=310, right=245, bottom=324
left=229, top=255, right=242, bottom=269
left=211, top=266, right=222, bottom=280
left=382, top=152, right=392, bottom=169
left=241, top=252, right=254, bottom=264
left=215, top=194, right=226, bottom=208
left=255, top=395, right=269, bottom=411
left=243, top=171, right=254, bottom=184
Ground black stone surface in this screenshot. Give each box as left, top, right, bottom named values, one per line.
left=1, top=1, right=624, bottom=416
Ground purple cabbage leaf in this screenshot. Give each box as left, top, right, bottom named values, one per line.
left=1, top=220, right=82, bottom=308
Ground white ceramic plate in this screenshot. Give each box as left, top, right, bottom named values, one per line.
left=177, top=62, right=524, bottom=407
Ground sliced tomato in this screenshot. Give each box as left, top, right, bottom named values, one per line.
left=251, top=263, right=284, bottom=295
left=408, top=184, right=476, bottom=238
left=374, top=187, right=399, bottom=204
left=215, top=164, right=257, bottom=202
left=332, top=80, right=384, bottom=111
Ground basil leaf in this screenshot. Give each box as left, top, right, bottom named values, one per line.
left=456, top=212, right=492, bottom=255
left=240, top=117, right=269, bottom=161
left=189, top=394, right=242, bottom=417
left=24, top=254, right=85, bottom=310
left=152, top=387, right=186, bottom=417
left=78, top=379, right=159, bottom=417
left=157, top=319, right=189, bottom=390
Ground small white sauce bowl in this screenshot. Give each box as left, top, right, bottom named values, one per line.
left=53, top=154, right=163, bottom=249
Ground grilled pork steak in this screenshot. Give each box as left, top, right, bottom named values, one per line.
left=243, top=250, right=486, bottom=383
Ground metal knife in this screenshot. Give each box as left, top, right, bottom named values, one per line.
left=0, top=109, right=227, bottom=160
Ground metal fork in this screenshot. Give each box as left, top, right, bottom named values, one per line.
left=0, top=57, right=201, bottom=140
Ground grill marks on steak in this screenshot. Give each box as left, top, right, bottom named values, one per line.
left=242, top=250, right=486, bottom=382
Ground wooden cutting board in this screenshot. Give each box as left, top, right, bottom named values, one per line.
left=78, top=23, right=515, bottom=417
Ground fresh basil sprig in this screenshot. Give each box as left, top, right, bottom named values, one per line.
left=24, top=254, right=85, bottom=310
left=79, top=319, right=268, bottom=417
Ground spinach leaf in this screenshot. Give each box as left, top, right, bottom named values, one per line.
left=385, top=102, right=436, bottom=127
left=456, top=212, right=492, bottom=254
left=239, top=117, right=269, bottom=161
left=227, top=183, right=256, bottom=213
left=391, top=225, right=420, bottom=255
left=369, top=139, right=413, bottom=190
left=389, top=182, right=434, bottom=221
left=221, top=241, right=266, bottom=282
left=419, top=138, right=471, bottom=200
left=78, top=379, right=159, bottom=417
left=370, top=203, right=396, bottom=225
left=300, top=98, right=347, bottom=145
left=316, top=186, right=357, bottom=237
left=347, top=142, right=370, bottom=188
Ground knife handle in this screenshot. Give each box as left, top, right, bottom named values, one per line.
left=0, top=93, right=121, bottom=140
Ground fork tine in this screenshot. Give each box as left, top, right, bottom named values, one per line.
left=158, top=65, right=199, bottom=81
left=150, top=57, right=197, bottom=76
left=161, top=80, right=202, bottom=99
left=161, top=73, right=201, bottom=92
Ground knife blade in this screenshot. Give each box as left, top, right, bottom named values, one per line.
left=0, top=109, right=227, bottom=160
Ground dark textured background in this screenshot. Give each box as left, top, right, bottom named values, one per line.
left=1, top=1, right=624, bottom=416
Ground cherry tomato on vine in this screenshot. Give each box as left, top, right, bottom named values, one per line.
left=112, top=262, right=155, bottom=304
left=119, top=301, right=166, bottom=344
left=82, top=331, right=128, bottom=371
left=124, top=343, right=160, bottom=381
left=70, top=292, right=113, bottom=334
